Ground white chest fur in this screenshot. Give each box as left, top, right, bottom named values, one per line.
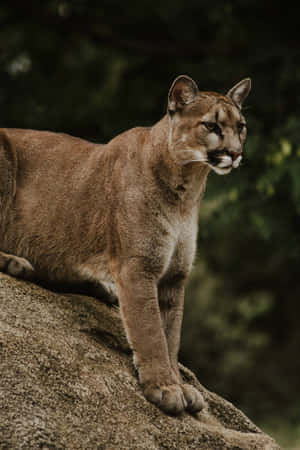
left=159, top=209, right=199, bottom=282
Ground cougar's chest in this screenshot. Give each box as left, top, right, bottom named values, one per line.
left=160, top=209, right=199, bottom=282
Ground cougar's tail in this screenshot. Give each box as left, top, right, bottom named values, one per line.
left=0, top=130, right=17, bottom=207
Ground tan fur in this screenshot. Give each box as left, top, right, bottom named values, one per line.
left=0, top=76, right=250, bottom=414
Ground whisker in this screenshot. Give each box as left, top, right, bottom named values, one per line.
left=182, top=159, right=208, bottom=165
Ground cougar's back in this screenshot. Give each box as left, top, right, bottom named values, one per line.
left=0, top=129, right=109, bottom=278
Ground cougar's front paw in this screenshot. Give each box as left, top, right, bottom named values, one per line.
left=181, top=383, right=205, bottom=413
left=144, top=383, right=187, bottom=415
left=7, top=256, right=35, bottom=280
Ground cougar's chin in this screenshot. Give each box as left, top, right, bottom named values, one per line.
left=208, top=154, right=232, bottom=175
left=210, top=165, right=233, bottom=175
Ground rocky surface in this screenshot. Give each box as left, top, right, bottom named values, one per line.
left=0, top=272, right=280, bottom=449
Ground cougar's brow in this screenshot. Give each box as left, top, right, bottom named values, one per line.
left=216, top=102, right=241, bottom=127
left=195, top=103, right=218, bottom=126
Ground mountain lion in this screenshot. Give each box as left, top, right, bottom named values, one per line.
left=0, top=75, right=251, bottom=414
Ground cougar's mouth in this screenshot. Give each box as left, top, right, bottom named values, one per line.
left=208, top=149, right=242, bottom=175
left=180, top=148, right=242, bottom=175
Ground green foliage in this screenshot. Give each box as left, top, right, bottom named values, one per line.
left=1, top=0, right=300, bottom=440
left=263, top=419, right=300, bottom=450
left=181, top=263, right=273, bottom=398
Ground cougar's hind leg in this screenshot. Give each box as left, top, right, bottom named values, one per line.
left=0, top=251, right=35, bottom=281
left=0, top=133, right=32, bottom=280
left=0, top=130, right=17, bottom=205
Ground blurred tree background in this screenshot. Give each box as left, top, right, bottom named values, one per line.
left=1, top=1, right=300, bottom=447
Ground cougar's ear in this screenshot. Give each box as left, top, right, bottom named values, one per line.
left=227, top=78, right=251, bottom=109
left=168, top=75, right=199, bottom=114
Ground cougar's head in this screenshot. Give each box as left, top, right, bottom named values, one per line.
left=167, top=75, right=251, bottom=175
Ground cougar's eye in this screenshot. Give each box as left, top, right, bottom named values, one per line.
left=202, top=121, right=221, bottom=134
left=237, top=122, right=246, bottom=133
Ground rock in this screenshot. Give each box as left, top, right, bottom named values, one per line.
left=0, top=273, right=280, bottom=449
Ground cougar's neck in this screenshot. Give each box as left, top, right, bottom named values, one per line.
left=149, top=116, right=210, bottom=205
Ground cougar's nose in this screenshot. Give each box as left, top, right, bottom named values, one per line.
left=228, top=150, right=242, bottom=161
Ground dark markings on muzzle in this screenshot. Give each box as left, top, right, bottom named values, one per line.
left=208, top=148, right=242, bottom=165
